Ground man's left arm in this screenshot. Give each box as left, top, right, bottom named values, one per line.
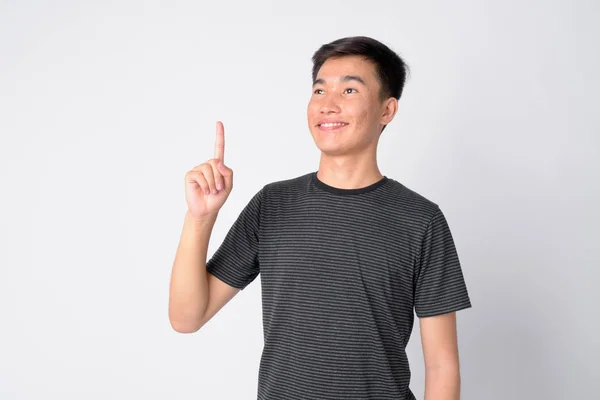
left=420, top=311, right=461, bottom=400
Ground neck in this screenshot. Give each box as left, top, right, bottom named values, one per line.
left=316, top=152, right=383, bottom=190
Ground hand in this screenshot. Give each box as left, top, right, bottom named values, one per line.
left=184, top=121, right=234, bottom=220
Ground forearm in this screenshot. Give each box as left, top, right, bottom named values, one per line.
left=168, top=210, right=217, bottom=332
left=424, top=364, right=461, bottom=400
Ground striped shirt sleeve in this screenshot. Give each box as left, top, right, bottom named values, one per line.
left=205, top=187, right=263, bottom=290
left=413, top=207, right=472, bottom=318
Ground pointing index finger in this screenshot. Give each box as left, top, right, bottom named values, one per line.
left=214, top=121, right=225, bottom=162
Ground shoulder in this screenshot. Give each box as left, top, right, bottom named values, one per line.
left=384, top=178, right=442, bottom=225
left=261, top=171, right=313, bottom=198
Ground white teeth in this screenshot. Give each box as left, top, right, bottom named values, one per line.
left=320, top=122, right=347, bottom=127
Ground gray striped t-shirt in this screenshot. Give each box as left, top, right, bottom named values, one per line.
left=206, top=171, right=472, bottom=400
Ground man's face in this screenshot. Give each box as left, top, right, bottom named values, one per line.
left=307, top=55, right=392, bottom=157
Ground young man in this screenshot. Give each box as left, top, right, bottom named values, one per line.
left=169, top=36, right=472, bottom=400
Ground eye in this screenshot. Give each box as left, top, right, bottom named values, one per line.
left=344, top=88, right=357, bottom=94
left=313, top=89, right=324, bottom=94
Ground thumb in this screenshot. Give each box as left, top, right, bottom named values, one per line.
left=218, top=160, right=234, bottom=187
left=218, top=159, right=232, bottom=175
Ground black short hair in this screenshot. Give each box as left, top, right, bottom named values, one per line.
left=311, top=36, right=410, bottom=102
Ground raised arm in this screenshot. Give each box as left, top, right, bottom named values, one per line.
left=168, top=121, right=237, bottom=333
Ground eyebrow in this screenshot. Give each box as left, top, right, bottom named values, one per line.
left=313, top=75, right=366, bottom=86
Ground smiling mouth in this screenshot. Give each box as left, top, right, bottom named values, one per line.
left=318, top=122, right=349, bottom=129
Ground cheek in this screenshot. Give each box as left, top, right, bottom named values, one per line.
left=307, top=100, right=319, bottom=119
left=307, top=102, right=320, bottom=132
left=347, top=103, right=372, bottom=126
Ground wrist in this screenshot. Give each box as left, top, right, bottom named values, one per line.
left=185, top=210, right=218, bottom=226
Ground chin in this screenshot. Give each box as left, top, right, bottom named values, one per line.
left=314, top=143, right=349, bottom=156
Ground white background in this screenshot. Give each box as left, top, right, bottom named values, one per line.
left=1, top=0, right=598, bottom=398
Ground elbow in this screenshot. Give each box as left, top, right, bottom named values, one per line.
left=169, top=317, right=204, bottom=333
left=168, top=309, right=205, bottom=334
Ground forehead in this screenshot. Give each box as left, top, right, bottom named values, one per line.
left=316, top=55, right=378, bottom=83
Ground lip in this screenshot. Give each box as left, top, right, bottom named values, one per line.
left=317, top=121, right=349, bottom=131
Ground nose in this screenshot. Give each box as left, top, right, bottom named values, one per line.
left=320, top=93, right=341, bottom=114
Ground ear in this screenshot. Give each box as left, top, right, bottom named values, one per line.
left=380, top=97, right=398, bottom=126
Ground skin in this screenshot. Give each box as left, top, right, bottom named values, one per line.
left=308, top=55, right=462, bottom=399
